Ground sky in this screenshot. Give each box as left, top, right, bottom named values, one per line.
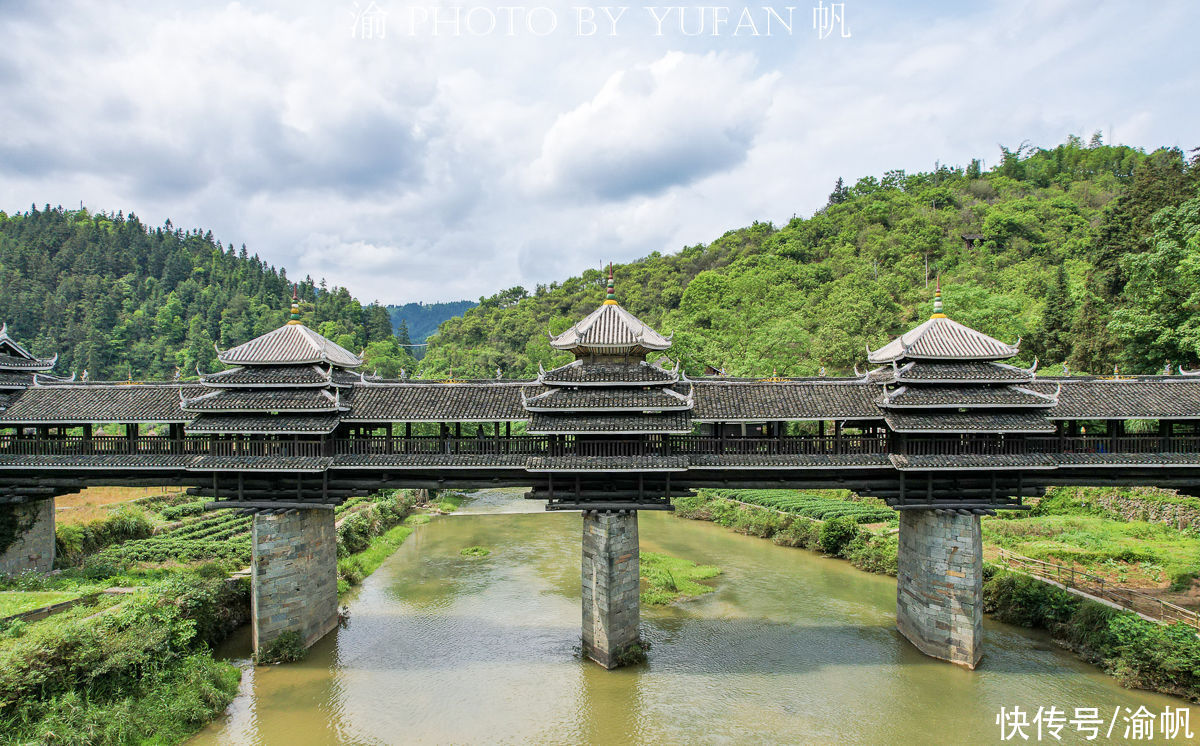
left=0, top=0, right=1197, bottom=304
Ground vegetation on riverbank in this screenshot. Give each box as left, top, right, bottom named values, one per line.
left=0, top=487, right=442, bottom=743
left=423, top=140, right=1199, bottom=379
left=639, top=552, right=722, bottom=605
left=674, top=492, right=898, bottom=576
left=983, top=570, right=1200, bottom=702
left=0, top=573, right=247, bottom=745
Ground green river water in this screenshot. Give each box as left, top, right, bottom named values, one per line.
left=192, top=489, right=1186, bottom=745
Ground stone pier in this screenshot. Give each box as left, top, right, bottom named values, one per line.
left=581, top=510, right=641, bottom=668
left=896, top=509, right=983, bottom=668
left=0, top=499, right=55, bottom=576
left=252, top=507, right=339, bottom=653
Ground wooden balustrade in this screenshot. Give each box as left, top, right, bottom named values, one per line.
left=0, top=431, right=1199, bottom=461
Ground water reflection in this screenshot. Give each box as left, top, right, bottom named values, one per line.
left=194, top=489, right=1184, bottom=745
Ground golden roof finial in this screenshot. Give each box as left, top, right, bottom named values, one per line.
left=287, top=284, right=302, bottom=325
left=931, top=275, right=946, bottom=318
left=603, top=263, right=618, bottom=305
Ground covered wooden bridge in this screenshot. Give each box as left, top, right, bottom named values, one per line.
left=2, top=274, right=1200, bottom=668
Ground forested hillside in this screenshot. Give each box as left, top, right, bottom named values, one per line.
left=420, top=138, right=1199, bottom=378
left=387, top=300, right=476, bottom=344
left=0, top=207, right=416, bottom=379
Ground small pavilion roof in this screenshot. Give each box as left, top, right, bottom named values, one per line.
left=549, top=303, right=671, bottom=353
left=868, top=282, right=1018, bottom=364
left=217, top=323, right=362, bottom=368
left=0, top=323, right=56, bottom=371
left=868, top=316, right=1019, bottom=364
left=549, top=267, right=670, bottom=354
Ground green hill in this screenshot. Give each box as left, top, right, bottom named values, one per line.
left=0, top=206, right=415, bottom=380
left=386, top=301, right=476, bottom=344
left=418, top=138, right=1199, bottom=379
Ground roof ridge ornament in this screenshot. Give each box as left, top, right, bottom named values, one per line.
left=931, top=275, right=946, bottom=318
left=603, top=262, right=618, bottom=305
left=287, top=285, right=302, bottom=325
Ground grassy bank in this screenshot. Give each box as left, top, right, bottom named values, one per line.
left=674, top=493, right=899, bottom=575
left=0, top=487, right=434, bottom=744
left=0, top=574, right=248, bottom=744
left=640, top=552, right=722, bottom=605
left=336, top=491, right=423, bottom=593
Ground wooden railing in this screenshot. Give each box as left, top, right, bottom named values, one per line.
left=334, top=436, right=550, bottom=456
left=208, top=440, right=325, bottom=459
left=0, top=435, right=205, bottom=456
left=1, top=432, right=1200, bottom=462
left=670, top=435, right=886, bottom=455
left=995, top=549, right=1200, bottom=630
left=901, top=435, right=1200, bottom=456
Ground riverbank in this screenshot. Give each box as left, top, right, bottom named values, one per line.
left=0, top=487, right=440, bottom=744
left=673, top=489, right=1200, bottom=702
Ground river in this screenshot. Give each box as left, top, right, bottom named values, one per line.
left=192, top=489, right=1184, bottom=745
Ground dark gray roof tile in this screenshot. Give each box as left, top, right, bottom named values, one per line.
left=539, top=360, right=678, bottom=385
left=182, top=388, right=342, bottom=412
left=0, top=384, right=199, bottom=423
left=185, top=413, right=341, bottom=434
left=527, top=412, right=692, bottom=434
left=690, top=381, right=880, bottom=420
left=884, top=411, right=1055, bottom=433
left=346, top=383, right=527, bottom=421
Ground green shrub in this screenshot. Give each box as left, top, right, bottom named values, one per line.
left=0, top=574, right=247, bottom=723
left=845, top=533, right=898, bottom=575
left=1168, top=570, right=1197, bottom=592
left=772, top=517, right=819, bottom=548
left=55, top=505, right=154, bottom=563
left=255, top=630, right=307, bottom=665
left=818, top=516, right=860, bottom=556
left=460, top=546, right=490, bottom=557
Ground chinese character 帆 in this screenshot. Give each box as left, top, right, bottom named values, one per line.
left=1160, top=706, right=1193, bottom=740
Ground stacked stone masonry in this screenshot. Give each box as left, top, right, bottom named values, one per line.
left=252, top=508, right=339, bottom=651
left=581, top=511, right=641, bottom=669
left=0, top=499, right=55, bottom=576
left=896, top=510, right=983, bottom=668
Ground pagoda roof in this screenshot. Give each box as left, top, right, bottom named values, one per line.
left=217, top=323, right=362, bottom=368
left=538, top=360, right=678, bottom=386
left=185, top=413, right=342, bottom=435
left=878, top=385, right=1056, bottom=409
left=868, top=315, right=1019, bottom=364
left=875, top=360, right=1035, bottom=385
left=180, top=388, right=345, bottom=413
left=200, top=365, right=348, bottom=388
left=0, top=324, right=56, bottom=371
left=883, top=410, right=1055, bottom=433
left=549, top=303, right=671, bottom=353
left=522, top=384, right=692, bottom=412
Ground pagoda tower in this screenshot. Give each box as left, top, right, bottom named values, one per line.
left=529, top=265, right=686, bottom=668
left=866, top=281, right=1052, bottom=669
left=185, top=287, right=361, bottom=653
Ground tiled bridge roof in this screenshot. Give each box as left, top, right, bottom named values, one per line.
left=4, top=376, right=1200, bottom=425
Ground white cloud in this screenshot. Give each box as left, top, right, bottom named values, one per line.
left=528, top=51, right=778, bottom=198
